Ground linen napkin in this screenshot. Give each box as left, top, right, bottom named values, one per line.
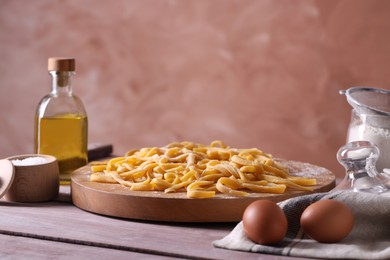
left=213, top=191, right=390, bottom=259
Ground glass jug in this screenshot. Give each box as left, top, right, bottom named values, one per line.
left=340, top=87, right=390, bottom=175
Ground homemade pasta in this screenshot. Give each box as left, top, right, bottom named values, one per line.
left=90, top=141, right=317, bottom=198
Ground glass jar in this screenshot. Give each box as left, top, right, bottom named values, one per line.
left=341, top=87, right=390, bottom=173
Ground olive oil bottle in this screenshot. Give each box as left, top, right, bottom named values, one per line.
left=35, top=57, right=88, bottom=184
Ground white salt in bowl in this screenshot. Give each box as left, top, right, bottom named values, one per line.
left=3, top=154, right=59, bottom=202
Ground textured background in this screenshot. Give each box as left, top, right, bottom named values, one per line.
left=1, top=0, right=390, bottom=179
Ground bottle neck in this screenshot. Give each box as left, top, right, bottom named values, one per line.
left=50, top=71, right=75, bottom=95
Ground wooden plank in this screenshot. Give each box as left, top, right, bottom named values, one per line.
left=0, top=234, right=175, bottom=259
left=72, top=160, right=335, bottom=222
left=0, top=200, right=295, bottom=259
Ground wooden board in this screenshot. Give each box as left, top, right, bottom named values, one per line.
left=71, top=160, right=335, bottom=222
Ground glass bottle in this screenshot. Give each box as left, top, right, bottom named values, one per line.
left=34, top=57, right=88, bottom=184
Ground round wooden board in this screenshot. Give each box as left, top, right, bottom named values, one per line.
left=71, top=159, right=335, bottom=222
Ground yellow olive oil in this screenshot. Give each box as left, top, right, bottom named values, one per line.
left=35, top=114, right=88, bottom=183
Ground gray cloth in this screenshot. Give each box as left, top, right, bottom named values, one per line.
left=213, top=191, right=390, bottom=259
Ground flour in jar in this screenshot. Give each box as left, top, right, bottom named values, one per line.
left=348, top=124, right=390, bottom=172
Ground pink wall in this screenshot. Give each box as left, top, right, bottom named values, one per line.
left=1, top=0, right=390, bottom=179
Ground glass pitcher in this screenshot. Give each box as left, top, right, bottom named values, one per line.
left=340, top=87, right=390, bottom=174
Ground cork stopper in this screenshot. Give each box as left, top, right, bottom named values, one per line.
left=48, top=57, right=75, bottom=72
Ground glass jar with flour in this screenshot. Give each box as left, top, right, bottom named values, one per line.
left=340, top=87, right=390, bottom=174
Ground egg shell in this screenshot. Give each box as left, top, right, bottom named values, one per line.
left=242, top=199, right=288, bottom=245
left=300, top=199, right=354, bottom=243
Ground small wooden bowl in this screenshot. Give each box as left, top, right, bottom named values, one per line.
left=4, top=154, right=59, bottom=202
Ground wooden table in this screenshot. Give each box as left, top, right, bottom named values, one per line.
left=0, top=185, right=305, bottom=259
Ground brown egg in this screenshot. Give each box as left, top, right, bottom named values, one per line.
left=300, top=199, right=354, bottom=243
left=242, top=200, right=288, bottom=245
